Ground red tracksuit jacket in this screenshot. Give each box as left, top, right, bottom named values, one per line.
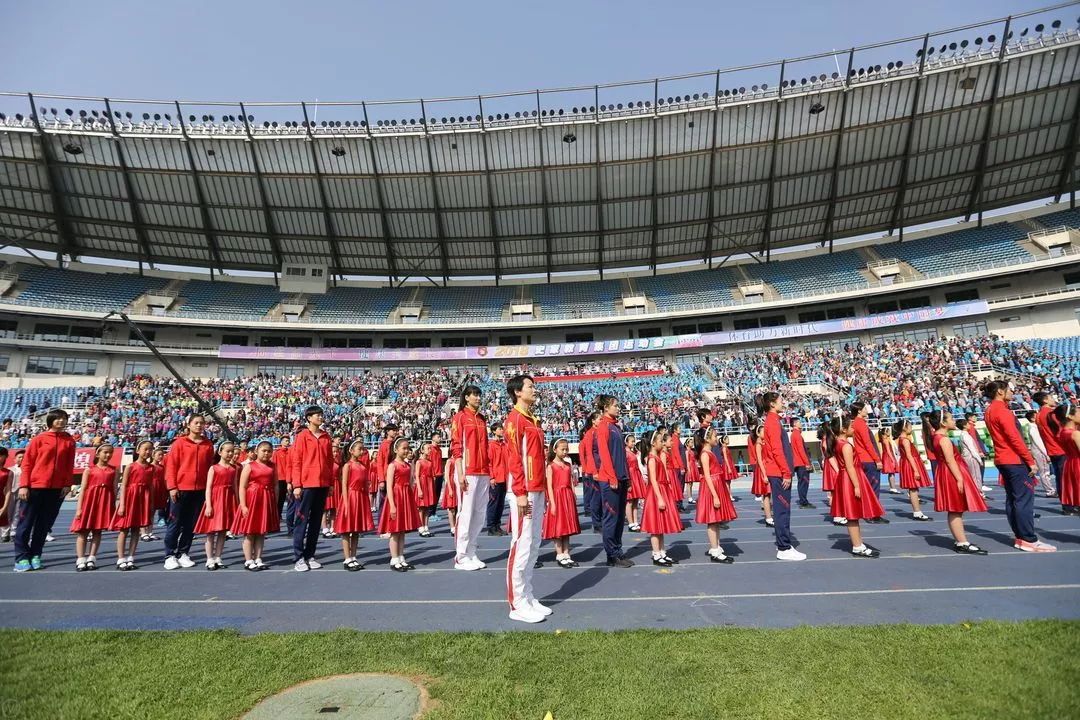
left=851, top=416, right=881, bottom=464
left=20, top=430, right=77, bottom=490
left=164, top=435, right=216, bottom=492
left=985, top=399, right=1034, bottom=467
left=580, top=427, right=597, bottom=476
left=451, top=407, right=490, bottom=476
left=290, top=428, right=334, bottom=489
left=488, top=439, right=507, bottom=484
left=428, top=444, right=444, bottom=477
left=272, top=446, right=291, bottom=482
left=1037, top=406, right=1065, bottom=456
left=375, top=438, right=393, bottom=486
left=791, top=428, right=811, bottom=468
left=505, top=406, right=545, bottom=496
left=761, top=411, right=792, bottom=479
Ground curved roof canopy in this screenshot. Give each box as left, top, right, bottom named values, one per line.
left=1, top=8, right=1079, bottom=281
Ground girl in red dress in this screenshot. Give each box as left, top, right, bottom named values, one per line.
left=625, top=435, right=646, bottom=532
left=415, top=440, right=436, bottom=537
left=816, top=424, right=839, bottom=520
left=828, top=416, right=885, bottom=557
left=879, top=427, right=901, bottom=494
left=696, top=427, right=736, bottom=563
left=921, top=413, right=939, bottom=477
left=336, top=440, right=374, bottom=570
left=321, top=438, right=343, bottom=539
left=440, top=450, right=459, bottom=535
left=232, top=441, right=280, bottom=570
left=110, top=440, right=155, bottom=570
left=142, top=446, right=167, bottom=542
left=1051, top=404, right=1080, bottom=512
left=70, top=443, right=119, bottom=571
left=380, top=438, right=421, bottom=571
left=893, top=419, right=932, bottom=521
left=720, top=435, right=738, bottom=502
left=543, top=438, right=581, bottom=567
left=748, top=423, right=774, bottom=528
left=194, top=442, right=239, bottom=570
left=682, top=436, right=699, bottom=506
left=929, top=411, right=989, bottom=554
left=641, top=428, right=682, bottom=566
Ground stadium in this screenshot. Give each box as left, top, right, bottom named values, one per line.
left=1, top=3, right=1079, bottom=719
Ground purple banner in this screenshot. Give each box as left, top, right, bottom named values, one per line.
left=218, top=300, right=989, bottom=363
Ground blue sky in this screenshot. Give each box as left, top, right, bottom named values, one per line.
left=1, top=0, right=1049, bottom=102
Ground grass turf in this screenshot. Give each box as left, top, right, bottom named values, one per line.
left=2, top=622, right=1078, bottom=719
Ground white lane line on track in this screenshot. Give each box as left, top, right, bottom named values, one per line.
left=12, top=548, right=1079, bottom=574
left=2, top=583, right=1078, bottom=605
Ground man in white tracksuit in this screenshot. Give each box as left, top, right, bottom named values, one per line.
left=450, top=386, right=491, bottom=571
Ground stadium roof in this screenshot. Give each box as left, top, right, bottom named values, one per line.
left=1, top=5, right=1080, bottom=282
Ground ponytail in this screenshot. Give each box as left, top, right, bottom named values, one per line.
left=580, top=412, right=600, bottom=441
left=1049, top=404, right=1073, bottom=435
left=927, top=410, right=943, bottom=432
left=755, top=392, right=779, bottom=416
left=891, top=419, right=909, bottom=442
left=982, top=380, right=1006, bottom=401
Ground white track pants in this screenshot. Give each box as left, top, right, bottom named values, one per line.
left=455, top=473, right=490, bottom=562
left=506, top=488, right=545, bottom=611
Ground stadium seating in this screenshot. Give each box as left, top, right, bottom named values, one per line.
left=0, top=387, right=84, bottom=421
left=424, top=286, right=515, bottom=322
left=880, top=224, right=1032, bottom=275
left=1031, top=208, right=1080, bottom=230
left=636, top=269, right=738, bottom=311
left=175, top=280, right=285, bottom=319
left=6, top=265, right=169, bottom=313
left=1021, top=336, right=1080, bottom=358
left=745, top=251, right=866, bottom=298
left=309, top=286, right=410, bottom=323
left=533, top=280, right=621, bottom=320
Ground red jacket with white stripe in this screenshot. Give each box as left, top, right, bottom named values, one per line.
left=450, top=407, right=490, bottom=476
left=20, top=430, right=77, bottom=490
left=505, top=406, right=545, bottom=496
left=290, top=428, right=334, bottom=489
left=164, top=435, right=216, bottom=492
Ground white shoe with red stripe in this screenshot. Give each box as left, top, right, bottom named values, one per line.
left=509, top=607, right=546, bottom=624
left=1014, top=539, right=1057, bottom=553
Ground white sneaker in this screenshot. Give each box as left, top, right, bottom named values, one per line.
left=527, top=599, right=553, bottom=617
left=45, top=534, right=55, bottom=542
left=980, top=485, right=992, bottom=493
left=255, top=558, right=266, bottom=568
left=468, top=556, right=487, bottom=569
left=508, top=607, right=546, bottom=624
left=776, top=548, right=807, bottom=561
left=294, top=559, right=309, bottom=572
left=454, top=557, right=482, bottom=571
left=163, top=556, right=180, bottom=570
left=306, top=558, right=322, bottom=570
left=177, top=554, right=195, bottom=568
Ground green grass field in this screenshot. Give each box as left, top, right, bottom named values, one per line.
left=2, top=622, right=1078, bottom=719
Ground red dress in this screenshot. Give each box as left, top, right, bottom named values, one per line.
left=110, top=462, right=154, bottom=530
left=378, top=460, right=421, bottom=534
left=1058, top=427, right=1080, bottom=507
left=696, top=454, right=738, bottom=524
left=932, top=435, right=988, bottom=514
left=324, top=461, right=340, bottom=511
left=151, top=463, right=168, bottom=510
left=830, top=441, right=886, bottom=521
left=822, top=455, right=838, bottom=492
left=335, top=460, right=374, bottom=534
left=440, top=461, right=459, bottom=510
left=641, top=456, right=683, bottom=535
left=194, top=464, right=239, bottom=534
left=543, top=461, right=581, bottom=539
left=660, top=451, right=684, bottom=510
left=881, top=440, right=899, bottom=474
left=626, top=451, right=647, bottom=501
left=898, top=437, right=931, bottom=490
left=721, top=445, right=738, bottom=482
left=416, top=458, right=436, bottom=508
left=70, top=465, right=117, bottom=533
left=231, top=461, right=279, bottom=535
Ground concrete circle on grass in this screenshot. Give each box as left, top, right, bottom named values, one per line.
left=243, top=674, right=426, bottom=720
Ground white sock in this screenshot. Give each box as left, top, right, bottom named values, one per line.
left=87, top=555, right=96, bottom=563
left=76, top=556, right=85, bottom=564
left=652, top=551, right=664, bottom=560
left=852, top=544, right=866, bottom=552
left=708, top=547, right=723, bottom=557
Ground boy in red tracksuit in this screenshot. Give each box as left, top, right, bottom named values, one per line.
left=759, top=393, right=805, bottom=561
left=504, top=375, right=549, bottom=624
left=373, top=424, right=400, bottom=515
left=13, top=409, right=75, bottom=571
left=485, top=424, right=508, bottom=536
left=429, top=433, right=445, bottom=520
left=290, top=406, right=335, bottom=571
left=450, top=386, right=490, bottom=570
left=790, top=419, right=815, bottom=509
left=163, top=414, right=216, bottom=569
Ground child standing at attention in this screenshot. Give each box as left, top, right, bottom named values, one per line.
left=13, top=410, right=75, bottom=572
left=110, top=440, right=155, bottom=570
left=380, top=438, right=421, bottom=571
left=336, top=440, right=374, bottom=570
left=70, top=443, right=119, bottom=571
left=695, top=426, right=736, bottom=563
left=641, top=428, right=682, bottom=566
left=232, top=441, right=279, bottom=570
left=624, top=434, right=646, bottom=532
left=543, top=438, right=580, bottom=568
left=415, top=440, right=436, bottom=537
left=194, top=442, right=239, bottom=570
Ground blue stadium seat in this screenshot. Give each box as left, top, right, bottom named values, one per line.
left=309, top=286, right=410, bottom=323
left=424, top=286, right=515, bottom=322
left=1032, top=208, right=1080, bottom=229
left=175, top=280, right=285, bottom=319
left=8, top=265, right=169, bottom=313
left=533, top=280, right=620, bottom=320
left=880, top=224, right=1032, bottom=275
left=635, top=269, right=739, bottom=311
left=746, top=251, right=866, bottom=298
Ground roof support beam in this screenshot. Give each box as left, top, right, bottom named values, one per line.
left=361, top=103, right=398, bottom=285
left=889, top=34, right=930, bottom=242
left=761, top=62, right=786, bottom=262
left=1055, top=81, right=1080, bottom=203
left=174, top=101, right=224, bottom=274
left=0, top=221, right=57, bottom=267
left=300, top=102, right=345, bottom=283
left=648, top=79, right=656, bottom=273
left=966, top=17, right=1012, bottom=224
left=823, top=50, right=855, bottom=254
left=238, top=103, right=284, bottom=270
left=533, top=92, right=553, bottom=284
left=594, top=85, right=605, bottom=280
left=419, top=100, right=451, bottom=285
left=478, top=99, right=504, bottom=284
left=26, top=93, right=77, bottom=264
left=704, top=70, right=721, bottom=269
left=103, top=98, right=154, bottom=267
